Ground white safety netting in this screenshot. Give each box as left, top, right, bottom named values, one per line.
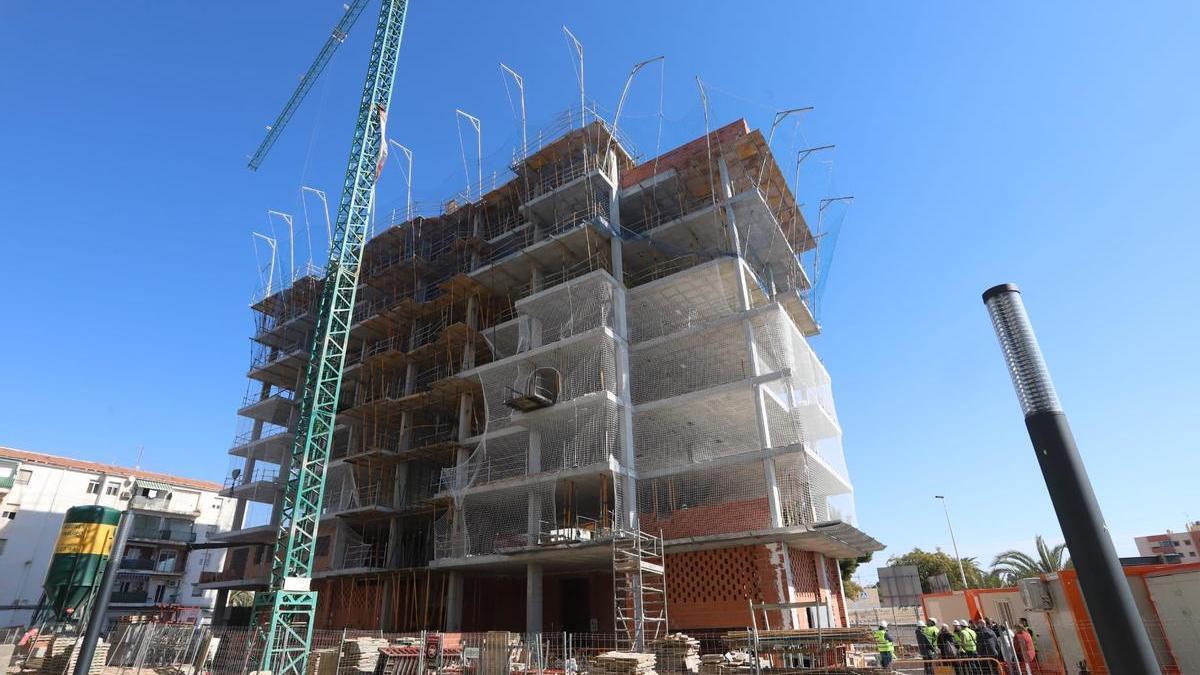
left=434, top=271, right=625, bottom=560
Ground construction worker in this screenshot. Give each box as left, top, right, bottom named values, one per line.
left=955, top=620, right=979, bottom=674
left=917, top=618, right=939, bottom=674
left=873, top=620, right=895, bottom=670
left=1013, top=625, right=1036, bottom=675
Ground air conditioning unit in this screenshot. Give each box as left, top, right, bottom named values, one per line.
left=1018, top=577, right=1053, bottom=610
left=167, top=579, right=179, bottom=588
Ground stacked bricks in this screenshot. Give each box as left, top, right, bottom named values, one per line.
left=651, top=634, right=700, bottom=674
left=591, top=651, right=657, bottom=675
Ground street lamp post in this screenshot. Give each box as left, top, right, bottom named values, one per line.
left=935, top=495, right=969, bottom=589
left=982, top=283, right=1159, bottom=674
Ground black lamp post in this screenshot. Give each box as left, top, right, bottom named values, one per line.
left=982, top=283, right=1158, bottom=674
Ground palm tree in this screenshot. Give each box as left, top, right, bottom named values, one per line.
left=991, top=535, right=1069, bottom=583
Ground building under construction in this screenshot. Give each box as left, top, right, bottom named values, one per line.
left=200, top=107, right=882, bottom=641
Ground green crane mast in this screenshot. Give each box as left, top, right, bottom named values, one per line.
left=248, top=2, right=410, bottom=673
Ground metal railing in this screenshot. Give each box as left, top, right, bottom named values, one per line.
left=342, top=542, right=387, bottom=569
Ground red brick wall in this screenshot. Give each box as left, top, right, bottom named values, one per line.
left=639, top=498, right=772, bottom=540
left=619, top=120, right=749, bottom=188
left=662, top=544, right=825, bottom=631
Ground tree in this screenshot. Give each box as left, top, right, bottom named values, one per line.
left=887, top=548, right=995, bottom=592
left=228, top=590, right=255, bottom=607
left=991, top=535, right=1069, bottom=584
left=839, top=552, right=872, bottom=600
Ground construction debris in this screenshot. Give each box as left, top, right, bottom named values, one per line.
left=592, top=651, right=657, bottom=675
left=652, top=634, right=700, bottom=673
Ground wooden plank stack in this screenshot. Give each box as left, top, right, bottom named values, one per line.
left=341, top=636, right=389, bottom=674
left=591, top=651, right=657, bottom=675
left=306, top=647, right=339, bottom=675
left=651, top=634, right=700, bottom=674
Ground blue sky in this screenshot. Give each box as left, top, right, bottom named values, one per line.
left=2, top=2, right=1198, bottom=583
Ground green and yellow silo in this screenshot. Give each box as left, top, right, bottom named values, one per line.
left=41, top=505, right=121, bottom=621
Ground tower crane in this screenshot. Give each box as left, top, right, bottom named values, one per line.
left=245, top=2, right=410, bottom=674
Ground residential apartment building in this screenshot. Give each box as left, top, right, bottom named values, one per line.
left=206, top=109, right=881, bottom=638
left=1135, top=522, right=1200, bottom=560
left=0, top=446, right=236, bottom=627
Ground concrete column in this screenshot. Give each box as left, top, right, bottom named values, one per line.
left=606, top=149, right=640, bottom=532
left=394, top=463, right=408, bottom=507
left=470, top=212, right=483, bottom=271
left=526, top=563, right=544, bottom=635
left=457, top=392, right=474, bottom=442
left=331, top=521, right=347, bottom=568
left=403, top=361, right=418, bottom=396
left=212, top=588, right=229, bottom=626
left=814, top=552, right=833, bottom=627
left=445, top=571, right=464, bottom=631
left=379, top=575, right=394, bottom=631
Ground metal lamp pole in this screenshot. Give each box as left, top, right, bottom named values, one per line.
left=982, top=283, right=1159, bottom=674
left=935, top=495, right=969, bottom=589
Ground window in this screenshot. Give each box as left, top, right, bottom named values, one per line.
left=1190, top=551, right=1197, bottom=557
left=253, top=546, right=265, bottom=564
left=2, top=509, right=16, bottom=521
left=156, top=550, right=178, bottom=573
left=15, top=469, right=32, bottom=485
left=86, top=481, right=101, bottom=495
left=105, top=483, right=121, bottom=496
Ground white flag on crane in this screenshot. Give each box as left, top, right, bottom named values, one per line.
left=375, top=104, right=389, bottom=179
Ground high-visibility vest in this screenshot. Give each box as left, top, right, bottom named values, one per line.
left=874, top=629, right=894, bottom=653
left=923, top=625, right=939, bottom=643
left=960, top=627, right=978, bottom=653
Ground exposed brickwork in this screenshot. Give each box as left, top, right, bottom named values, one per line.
left=662, top=544, right=829, bottom=631
left=639, top=498, right=772, bottom=540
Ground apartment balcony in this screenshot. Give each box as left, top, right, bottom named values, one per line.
left=471, top=207, right=612, bottom=300
left=128, top=495, right=202, bottom=518
left=229, top=427, right=293, bottom=464
left=322, top=484, right=400, bottom=520
left=220, top=467, right=282, bottom=503
left=128, top=527, right=197, bottom=544
left=237, top=389, right=296, bottom=427
left=247, top=340, right=309, bottom=390
left=118, top=558, right=183, bottom=575
left=109, top=591, right=150, bottom=605
left=197, top=567, right=270, bottom=590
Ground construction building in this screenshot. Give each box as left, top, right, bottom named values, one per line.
left=204, top=108, right=881, bottom=638
left=0, top=446, right=236, bottom=627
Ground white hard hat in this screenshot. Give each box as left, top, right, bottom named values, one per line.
left=953, top=620, right=962, bottom=626
left=927, top=617, right=937, bottom=625
left=879, top=620, right=888, bottom=628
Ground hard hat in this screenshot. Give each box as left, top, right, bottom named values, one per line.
left=953, top=620, right=962, bottom=626
left=927, top=617, right=937, bottom=625
left=879, top=620, right=888, bottom=628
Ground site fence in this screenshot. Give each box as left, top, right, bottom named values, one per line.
left=0, top=623, right=1079, bottom=675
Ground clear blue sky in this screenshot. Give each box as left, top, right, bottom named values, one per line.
left=2, top=2, right=1198, bottom=583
